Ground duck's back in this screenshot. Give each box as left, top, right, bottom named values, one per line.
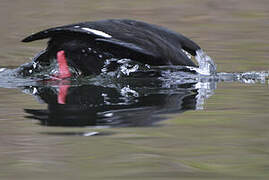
left=22, top=19, right=200, bottom=70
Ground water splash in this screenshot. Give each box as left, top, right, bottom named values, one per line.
left=101, top=49, right=217, bottom=77
left=101, top=58, right=151, bottom=78
left=1, top=58, right=268, bottom=127
left=0, top=47, right=268, bottom=91
left=187, top=49, right=217, bottom=75
left=195, top=81, right=217, bottom=110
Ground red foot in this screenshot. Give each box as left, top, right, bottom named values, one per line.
left=58, top=84, right=70, bottom=104
left=56, top=50, right=71, bottom=104
left=40, top=50, right=71, bottom=104
left=57, top=50, right=71, bottom=79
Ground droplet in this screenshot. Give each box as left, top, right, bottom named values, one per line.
left=33, top=62, right=37, bottom=69
left=83, top=132, right=99, bottom=137
left=32, top=87, right=38, bottom=94
left=145, top=64, right=151, bottom=69
left=102, top=93, right=108, bottom=97
left=104, top=113, right=113, bottom=117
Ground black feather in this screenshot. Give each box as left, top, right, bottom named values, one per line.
left=22, top=19, right=200, bottom=75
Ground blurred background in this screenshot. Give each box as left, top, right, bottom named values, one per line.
left=1, top=0, right=269, bottom=72
left=1, top=0, right=269, bottom=180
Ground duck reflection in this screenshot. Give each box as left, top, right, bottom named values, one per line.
left=23, top=79, right=216, bottom=127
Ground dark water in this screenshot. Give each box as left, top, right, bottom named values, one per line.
left=1, top=0, right=269, bottom=179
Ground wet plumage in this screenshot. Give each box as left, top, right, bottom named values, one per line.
left=22, top=19, right=201, bottom=76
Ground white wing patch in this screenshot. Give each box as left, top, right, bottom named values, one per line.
left=81, top=27, right=112, bottom=38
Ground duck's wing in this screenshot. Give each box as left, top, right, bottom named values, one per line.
left=21, top=23, right=113, bottom=42
left=22, top=21, right=163, bottom=60
left=119, top=19, right=201, bottom=56
left=95, top=38, right=156, bottom=58
left=95, top=37, right=195, bottom=66
left=21, top=19, right=196, bottom=66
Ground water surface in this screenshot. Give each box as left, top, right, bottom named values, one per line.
left=1, top=0, right=269, bottom=179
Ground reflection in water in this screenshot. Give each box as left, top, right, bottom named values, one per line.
left=0, top=49, right=217, bottom=127
left=19, top=67, right=268, bottom=127
left=22, top=79, right=214, bottom=127
left=1, top=56, right=268, bottom=128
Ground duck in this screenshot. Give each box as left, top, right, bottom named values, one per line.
left=21, top=19, right=201, bottom=78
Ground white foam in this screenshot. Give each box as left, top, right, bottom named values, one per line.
left=81, top=27, right=112, bottom=38
left=120, top=86, right=139, bottom=97
left=188, top=49, right=217, bottom=75
left=0, top=68, right=6, bottom=72
left=120, top=64, right=139, bottom=76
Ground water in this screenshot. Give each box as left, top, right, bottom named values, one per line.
left=1, top=0, right=269, bottom=179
